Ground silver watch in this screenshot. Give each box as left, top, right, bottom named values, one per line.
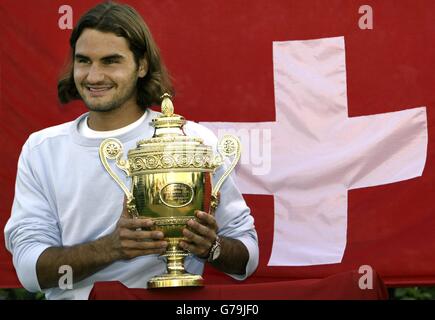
left=207, top=236, right=221, bottom=262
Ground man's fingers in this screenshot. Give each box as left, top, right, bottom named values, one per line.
left=117, top=227, right=168, bottom=259
left=186, top=218, right=214, bottom=238
left=179, top=240, right=209, bottom=258
left=182, top=228, right=208, bottom=245
left=121, top=239, right=168, bottom=250
left=195, top=210, right=218, bottom=230
left=181, top=228, right=213, bottom=258
left=119, top=217, right=154, bottom=229
left=180, top=211, right=219, bottom=258
left=119, top=228, right=164, bottom=241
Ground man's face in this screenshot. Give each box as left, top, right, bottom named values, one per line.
left=73, top=29, right=144, bottom=112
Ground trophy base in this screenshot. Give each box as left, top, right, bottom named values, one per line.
left=148, top=273, right=204, bottom=289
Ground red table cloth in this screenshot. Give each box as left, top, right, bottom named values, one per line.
left=89, top=269, right=388, bottom=300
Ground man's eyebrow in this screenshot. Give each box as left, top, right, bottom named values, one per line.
left=74, top=53, right=126, bottom=61
left=100, top=54, right=125, bottom=61
left=74, top=53, right=90, bottom=60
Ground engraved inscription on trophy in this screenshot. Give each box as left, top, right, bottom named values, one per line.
left=159, top=183, right=194, bottom=208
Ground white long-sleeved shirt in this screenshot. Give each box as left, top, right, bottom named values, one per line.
left=4, top=109, right=258, bottom=300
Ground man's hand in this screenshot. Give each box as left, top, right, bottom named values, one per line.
left=107, top=200, right=168, bottom=260
left=178, top=209, right=249, bottom=275
left=36, top=199, right=168, bottom=289
left=179, top=210, right=218, bottom=259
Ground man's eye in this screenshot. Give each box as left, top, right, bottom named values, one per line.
left=104, top=59, right=119, bottom=64
left=77, top=59, right=90, bottom=64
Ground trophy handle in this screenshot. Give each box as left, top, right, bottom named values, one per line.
left=99, top=138, right=138, bottom=217
left=210, top=135, right=241, bottom=213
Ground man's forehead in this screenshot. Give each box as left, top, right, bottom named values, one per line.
left=75, top=28, right=131, bottom=58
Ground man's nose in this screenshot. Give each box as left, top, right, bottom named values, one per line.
left=86, top=64, right=105, bottom=83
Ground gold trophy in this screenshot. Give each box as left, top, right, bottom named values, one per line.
left=98, top=93, right=241, bottom=288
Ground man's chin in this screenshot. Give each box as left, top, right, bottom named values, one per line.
left=83, top=100, right=121, bottom=113
left=87, top=106, right=120, bottom=113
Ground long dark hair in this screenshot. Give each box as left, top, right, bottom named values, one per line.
left=57, top=1, right=173, bottom=109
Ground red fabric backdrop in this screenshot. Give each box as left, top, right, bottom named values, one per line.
left=0, top=0, right=434, bottom=288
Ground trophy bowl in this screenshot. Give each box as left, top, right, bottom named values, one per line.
left=99, top=94, right=240, bottom=288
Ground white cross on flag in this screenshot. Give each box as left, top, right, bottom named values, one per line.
left=202, top=36, right=428, bottom=266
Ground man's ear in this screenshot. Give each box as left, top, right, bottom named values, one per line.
left=138, top=58, right=148, bottom=78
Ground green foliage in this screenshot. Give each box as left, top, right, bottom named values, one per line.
left=0, top=288, right=45, bottom=300
left=393, top=287, right=435, bottom=300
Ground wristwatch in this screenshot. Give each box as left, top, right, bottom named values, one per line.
left=207, top=235, right=221, bottom=262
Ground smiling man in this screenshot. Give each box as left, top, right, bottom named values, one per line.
left=73, top=29, right=147, bottom=128
left=4, top=1, right=258, bottom=300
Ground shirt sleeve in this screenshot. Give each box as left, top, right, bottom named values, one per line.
left=214, top=164, right=259, bottom=280
left=4, top=140, right=62, bottom=292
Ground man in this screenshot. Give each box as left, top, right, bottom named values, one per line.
left=4, top=2, right=258, bottom=300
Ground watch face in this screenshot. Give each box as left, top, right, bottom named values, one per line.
left=213, top=245, right=221, bottom=260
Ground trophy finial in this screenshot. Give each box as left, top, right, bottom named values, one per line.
left=148, top=92, right=186, bottom=137
left=161, top=93, right=174, bottom=117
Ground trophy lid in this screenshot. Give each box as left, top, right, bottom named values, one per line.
left=136, top=93, right=203, bottom=146
left=150, top=93, right=186, bottom=136
left=130, top=94, right=217, bottom=174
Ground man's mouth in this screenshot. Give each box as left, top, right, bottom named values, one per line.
left=85, top=85, right=114, bottom=97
